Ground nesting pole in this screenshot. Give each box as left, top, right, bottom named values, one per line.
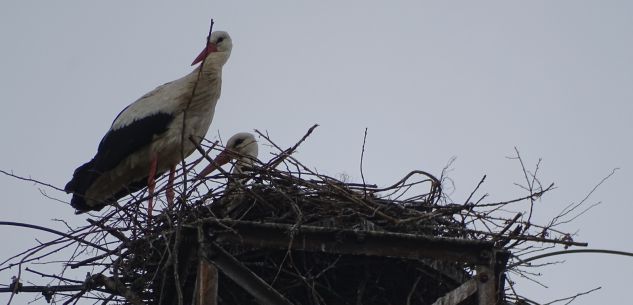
left=195, top=260, right=218, bottom=305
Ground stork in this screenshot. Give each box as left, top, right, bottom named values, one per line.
left=197, top=132, right=259, bottom=178
left=64, top=31, right=233, bottom=218
left=194, top=132, right=258, bottom=305
left=197, top=132, right=259, bottom=219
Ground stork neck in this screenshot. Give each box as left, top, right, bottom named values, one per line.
left=185, top=63, right=223, bottom=115
left=200, top=53, right=229, bottom=75
left=233, top=156, right=256, bottom=174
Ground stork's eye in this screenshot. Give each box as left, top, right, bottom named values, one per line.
left=217, top=37, right=225, bottom=44
left=234, top=138, right=244, bottom=146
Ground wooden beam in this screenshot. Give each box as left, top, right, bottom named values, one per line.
left=200, top=219, right=496, bottom=265
left=431, top=278, right=477, bottom=305
left=476, top=265, right=497, bottom=305
left=198, top=228, right=294, bottom=305
left=195, top=261, right=218, bottom=305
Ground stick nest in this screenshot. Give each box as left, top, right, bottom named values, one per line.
left=1, top=126, right=590, bottom=305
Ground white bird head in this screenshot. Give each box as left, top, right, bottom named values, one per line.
left=191, top=31, right=233, bottom=66
left=199, top=132, right=258, bottom=177
left=224, top=132, right=259, bottom=160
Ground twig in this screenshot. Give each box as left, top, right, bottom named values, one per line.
left=543, top=286, right=601, bottom=305
left=509, top=249, right=633, bottom=269
left=463, top=175, right=486, bottom=205
left=256, top=123, right=319, bottom=170
left=0, top=221, right=109, bottom=253
left=179, top=19, right=215, bottom=212
left=359, top=127, right=368, bottom=198
left=0, top=169, right=66, bottom=193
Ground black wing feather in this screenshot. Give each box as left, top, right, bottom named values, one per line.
left=65, top=112, right=175, bottom=212
left=96, top=112, right=174, bottom=172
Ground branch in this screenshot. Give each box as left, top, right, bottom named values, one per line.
left=359, top=127, right=368, bottom=197
left=0, top=221, right=109, bottom=252
left=92, top=274, right=145, bottom=305
left=0, top=169, right=66, bottom=193
left=543, top=286, right=601, bottom=305
left=509, top=249, right=633, bottom=269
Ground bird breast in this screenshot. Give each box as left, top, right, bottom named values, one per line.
left=149, top=72, right=222, bottom=172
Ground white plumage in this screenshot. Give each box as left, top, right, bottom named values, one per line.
left=65, top=31, right=233, bottom=214
left=198, top=132, right=259, bottom=218
left=197, top=132, right=259, bottom=178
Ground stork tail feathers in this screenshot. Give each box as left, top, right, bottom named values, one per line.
left=65, top=160, right=102, bottom=213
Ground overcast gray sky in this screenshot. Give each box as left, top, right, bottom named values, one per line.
left=1, top=1, right=632, bottom=304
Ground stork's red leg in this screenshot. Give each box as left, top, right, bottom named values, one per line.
left=166, top=165, right=176, bottom=208
left=147, top=156, right=158, bottom=226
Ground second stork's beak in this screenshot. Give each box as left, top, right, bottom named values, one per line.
left=191, top=42, right=218, bottom=66
left=197, top=149, right=233, bottom=178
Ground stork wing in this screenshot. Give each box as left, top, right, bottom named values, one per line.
left=64, top=76, right=193, bottom=197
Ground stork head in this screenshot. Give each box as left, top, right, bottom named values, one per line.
left=198, top=132, right=258, bottom=177
left=191, top=31, right=233, bottom=66
left=228, top=132, right=258, bottom=154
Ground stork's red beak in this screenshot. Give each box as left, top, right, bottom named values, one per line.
left=197, top=149, right=233, bottom=178
left=191, top=42, right=218, bottom=66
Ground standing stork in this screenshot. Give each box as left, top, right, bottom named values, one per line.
left=64, top=31, right=233, bottom=218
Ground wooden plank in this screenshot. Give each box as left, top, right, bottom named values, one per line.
left=201, top=219, right=496, bottom=265
left=199, top=238, right=294, bottom=305
left=196, top=261, right=218, bottom=305
left=431, top=278, right=477, bottom=305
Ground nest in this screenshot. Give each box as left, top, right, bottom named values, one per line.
left=0, top=126, right=589, bottom=305
left=125, top=131, right=468, bottom=305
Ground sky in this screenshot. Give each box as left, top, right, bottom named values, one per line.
left=1, top=1, right=632, bottom=304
